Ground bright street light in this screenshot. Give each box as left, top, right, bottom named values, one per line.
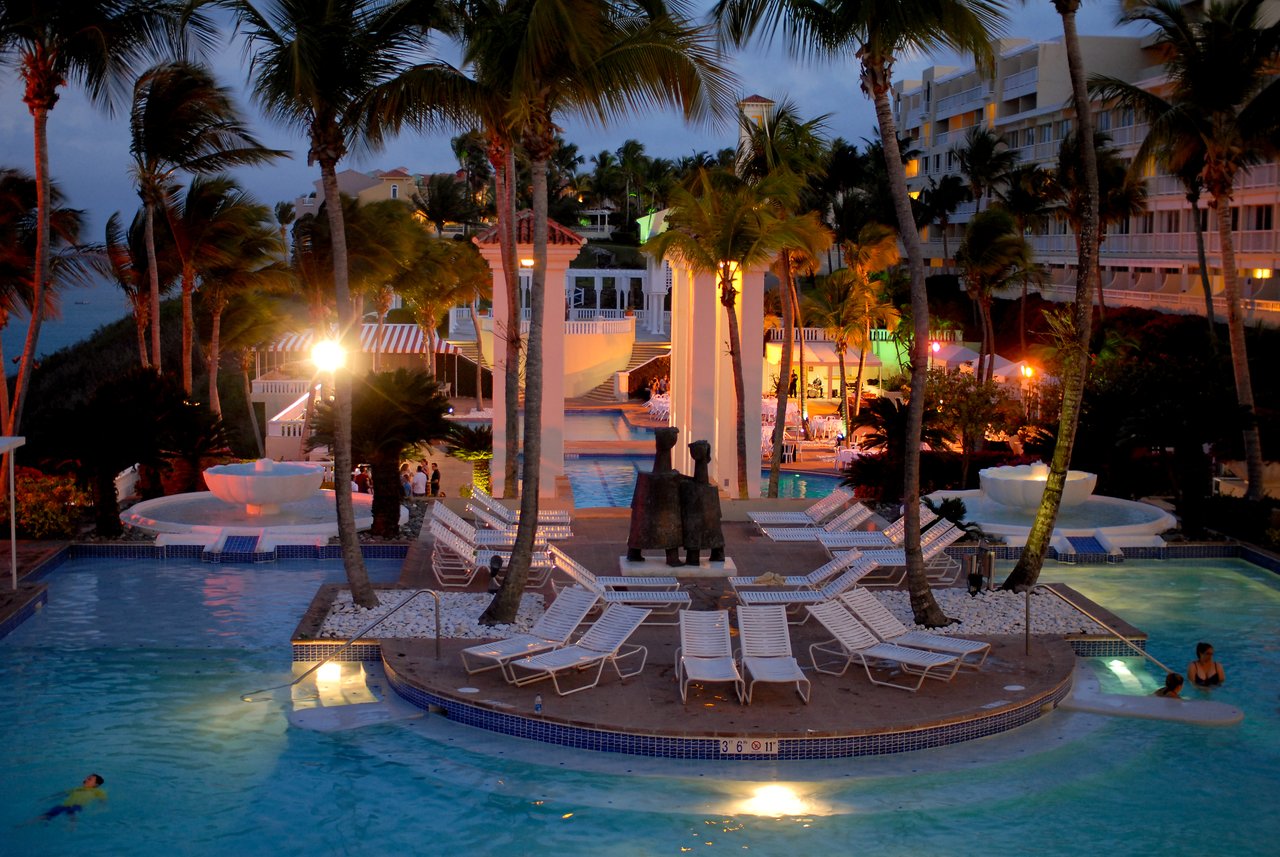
left=311, top=339, right=346, bottom=373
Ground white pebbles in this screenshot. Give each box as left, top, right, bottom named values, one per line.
left=316, top=590, right=545, bottom=640
left=876, top=588, right=1109, bottom=636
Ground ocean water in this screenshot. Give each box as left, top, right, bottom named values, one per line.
left=1, top=278, right=131, bottom=363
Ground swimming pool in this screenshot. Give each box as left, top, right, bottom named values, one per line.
left=565, top=456, right=841, bottom=507
left=2, top=556, right=1277, bottom=855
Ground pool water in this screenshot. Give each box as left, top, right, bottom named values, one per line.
left=562, top=411, right=655, bottom=442
left=565, top=456, right=841, bottom=507
left=1, top=557, right=1277, bottom=856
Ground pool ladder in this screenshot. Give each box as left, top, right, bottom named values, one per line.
left=1024, top=583, right=1174, bottom=675
left=241, top=589, right=442, bottom=703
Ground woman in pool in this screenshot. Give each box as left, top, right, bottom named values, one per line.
left=1153, top=672, right=1183, bottom=698
left=1187, top=642, right=1225, bottom=687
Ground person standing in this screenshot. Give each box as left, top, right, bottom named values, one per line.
left=411, top=466, right=428, bottom=497
left=429, top=463, right=441, bottom=497
left=353, top=466, right=370, bottom=494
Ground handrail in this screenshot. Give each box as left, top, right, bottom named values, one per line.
left=1025, top=584, right=1174, bottom=674
left=241, top=589, right=442, bottom=703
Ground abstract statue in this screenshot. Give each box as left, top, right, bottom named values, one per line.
left=626, top=427, right=683, bottom=565
left=678, top=440, right=725, bottom=565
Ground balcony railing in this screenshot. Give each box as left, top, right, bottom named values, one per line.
left=1001, top=67, right=1038, bottom=98
left=252, top=379, right=311, bottom=397
left=935, top=85, right=987, bottom=117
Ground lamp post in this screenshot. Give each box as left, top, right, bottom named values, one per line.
left=1020, top=364, right=1036, bottom=422
left=928, top=340, right=940, bottom=371
left=311, top=339, right=346, bottom=468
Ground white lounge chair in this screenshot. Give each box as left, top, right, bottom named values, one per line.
left=429, top=520, right=552, bottom=588
left=735, top=605, right=811, bottom=704
left=468, top=485, right=573, bottom=526
left=851, top=523, right=966, bottom=587
left=816, top=504, right=938, bottom=552
left=467, top=502, right=573, bottom=541
left=431, top=503, right=547, bottom=550
left=735, top=562, right=878, bottom=623
left=726, top=550, right=863, bottom=593
left=549, top=544, right=690, bottom=624
left=747, top=487, right=853, bottom=528
left=839, top=589, right=990, bottom=669
left=806, top=601, right=963, bottom=691
left=458, top=587, right=601, bottom=679
left=507, top=604, right=652, bottom=695
left=761, top=503, right=875, bottom=542
left=675, top=610, right=744, bottom=704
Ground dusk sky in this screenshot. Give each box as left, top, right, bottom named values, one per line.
left=0, top=3, right=1131, bottom=240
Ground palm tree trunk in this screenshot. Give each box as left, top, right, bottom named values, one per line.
left=1188, top=190, right=1218, bottom=352
left=1214, top=195, right=1264, bottom=501
left=369, top=452, right=402, bottom=538
left=768, top=252, right=796, bottom=496
left=144, top=202, right=163, bottom=375
left=837, top=348, right=849, bottom=444
left=941, top=217, right=950, bottom=263
left=208, top=308, right=222, bottom=416
left=852, top=319, right=868, bottom=422
left=868, top=67, right=950, bottom=627
left=793, top=275, right=807, bottom=438
left=1094, top=233, right=1107, bottom=321
left=1003, top=2, right=1100, bottom=591
left=373, top=306, right=387, bottom=372
left=240, top=359, right=265, bottom=458
left=136, top=300, right=150, bottom=367
left=484, top=139, right=549, bottom=625
left=321, top=157, right=377, bottom=609
left=469, top=300, right=485, bottom=411
left=721, top=269, right=750, bottom=499
left=181, top=263, right=196, bottom=395
left=1019, top=278, right=1028, bottom=356
left=9, top=106, right=52, bottom=436
left=492, top=143, right=521, bottom=499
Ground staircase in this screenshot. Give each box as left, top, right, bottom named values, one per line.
left=576, top=342, right=671, bottom=404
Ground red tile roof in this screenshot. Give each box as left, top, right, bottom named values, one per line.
left=473, top=210, right=585, bottom=247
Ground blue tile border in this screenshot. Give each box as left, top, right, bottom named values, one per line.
left=381, top=659, right=1073, bottom=760
left=0, top=587, right=48, bottom=641
left=66, top=542, right=408, bottom=563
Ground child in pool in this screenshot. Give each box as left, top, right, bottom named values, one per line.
left=1153, top=673, right=1184, bottom=698
left=40, top=774, right=106, bottom=822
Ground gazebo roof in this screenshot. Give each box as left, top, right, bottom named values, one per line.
left=740, top=93, right=775, bottom=105
left=472, top=211, right=585, bottom=247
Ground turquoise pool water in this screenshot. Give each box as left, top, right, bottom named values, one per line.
left=2, top=557, right=1277, bottom=855
left=566, top=456, right=840, bottom=507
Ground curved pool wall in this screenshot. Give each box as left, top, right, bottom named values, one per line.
left=927, top=488, right=1176, bottom=541
left=3, top=552, right=1278, bottom=856
left=122, top=489, right=391, bottom=537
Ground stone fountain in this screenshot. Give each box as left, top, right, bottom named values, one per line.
left=979, top=463, right=1098, bottom=510
left=203, top=459, right=323, bottom=516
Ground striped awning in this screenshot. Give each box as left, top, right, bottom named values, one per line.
left=267, top=324, right=461, bottom=355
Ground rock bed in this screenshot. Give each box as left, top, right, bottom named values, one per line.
left=317, top=589, right=545, bottom=640
left=878, top=588, right=1109, bottom=636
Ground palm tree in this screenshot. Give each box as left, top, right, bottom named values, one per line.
left=129, top=61, right=284, bottom=387
left=0, top=0, right=210, bottom=435
left=1088, top=0, right=1275, bottom=502
left=955, top=208, right=1034, bottom=381
left=446, top=423, right=494, bottom=494
left=273, top=200, right=296, bottom=259
left=100, top=208, right=180, bottom=367
left=646, top=169, right=829, bottom=497
left=217, top=290, right=294, bottom=457
left=715, top=0, right=1005, bottom=626
left=953, top=125, right=1018, bottom=210
left=834, top=223, right=900, bottom=422
left=1000, top=0, right=1104, bottom=591
left=848, top=396, right=954, bottom=500
left=920, top=173, right=972, bottom=262
left=233, top=0, right=444, bottom=609
left=311, top=368, right=453, bottom=538
left=995, top=162, right=1055, bottom=353
left=413, top=173, right=475, bottom=234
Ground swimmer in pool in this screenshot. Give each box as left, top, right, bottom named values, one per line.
left=39, top=774, right=106, bottom=824
left=1153, top=672, right=1183, bottom=698
left=1187, top=642, right=1225, bottom=687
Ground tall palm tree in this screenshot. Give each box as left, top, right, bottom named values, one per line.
left=953, top=125, right=1018, bottom=210
left=1000, top=0, right=1104, bottom=591
left=1089, top=0, right=1276, bottom=502
left=646, top=169, right=829, bottom=497
left=920, top=173, right=972, bottom=262
left=834, top=223, right=900, bottom=423
left=0, top=0, right=210, bottom=435
left=715, top=0, right=1006, bottom=626
left=273, top=200, right=296, bottom=259
left=995, top=162, right=1054, bottom=353
left=100, top=208, right=180, bottom=367
left=955, top=208, right=1034, bottom=381
left=233, top=0, right=444, bottom=609
left=413, top=172, right=475, bottom=234
left=130, top=61, right=285, bottom=387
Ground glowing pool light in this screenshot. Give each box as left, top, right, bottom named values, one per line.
left=735, top=784, right=811, bottom=817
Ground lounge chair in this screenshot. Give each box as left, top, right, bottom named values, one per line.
left=466, top=503, right=573, bottom=541
left=839, top=589, right=991, bottom=669
left=747, top=487, right=853, bottom=528
left=429, top=520, right=552, bottom=588
left=549, top=544, right=690, bottom=624
left=675, top=610, right=744, bottom=703
left=815, top=504, right=938, bottom=552
left=806, top=601, right=962, bottom=691
left=469, top=485, right=572, bottom=526
left=735, top=562, right=878, bottom=623
left=735, top=605, right=811, bottom=704
left=431, top=503, right=547, bottom=550
left=459, top=587, right=601, bottom=679
left=506, top=604, right=652, bottom=695
left=726, top=550, right=863, bottom=593
left=761, top=503, right=874, bottom=542
left=850, top=523, right=966, bottom=587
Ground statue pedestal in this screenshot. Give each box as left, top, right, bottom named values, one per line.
left=617, top=555, right=736, bottom=578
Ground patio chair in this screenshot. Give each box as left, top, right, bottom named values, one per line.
left=761, top=503, right=875, bottom=543
left=459, top=587, right=601, bottom=679
left=506, top=604, right=652, bottom=695
left=429, top=520, right=553, bottom=588
left=735, top=562, right=878, bottom=624
left=431, top=503, right=547, bottom=551
left=549, top=545, right=690, bottom=624
left=469, top=485, right=572, bottom=527
left=805, top=601, right=962, bottom=692
left=726, top=550, right=863, bottom=593
left=839, top=589, right=990, bottom=669
left=853, top=523, right=966, bottom=587
left=816, top=504, right=938, bottom=552
left=675, top=610, right=744, bottom=704
left=735, top=605, right=811, bottom=704
left=746, top=487, right=853, bottom=528
left=467, top=503, right=573, bottom=542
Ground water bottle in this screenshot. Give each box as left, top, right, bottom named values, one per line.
left=534, top=693, right=543, bottom=714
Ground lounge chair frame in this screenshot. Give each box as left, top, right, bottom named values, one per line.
left=675, top=610, right=744, bottom=703
left=735, top=605, right=811, bottom=704
left=459, top=587, right=601, bottom=678
left=806, top=601, right=962, bottom=692
left=507, top=604, right=652, bottom=695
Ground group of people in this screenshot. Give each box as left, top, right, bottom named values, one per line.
left=786, top=371, right=835, bottom=400
left=1154, top=642, right=1226, bottom=698
left=349, top=462, right=443, bottom=499
left=649, top=376, right=669, bottom=396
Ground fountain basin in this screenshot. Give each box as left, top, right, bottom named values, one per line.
left=980, top=463, right=1097, bottom=510
left=121, top=489, right=391, bottom=537
left=204, top=459, right=324, bottom=516
left=927, top=489, right=1176, bottom=541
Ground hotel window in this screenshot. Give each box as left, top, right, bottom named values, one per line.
left=1058, top=119, right=1072, bottom=138
left=390, top=184, right=399, bottom=200
left=934, top=154, right=942, bottom=172
left=1139, top=212, right=1154, bottom=233
left=947, top=151, right=955, bottom=169
left=1038, top=124, right=1051, bottom=143
left=1160, top=210, right=1180, bottom=233
left=1120, top=108, right=1135, bottom=127
left=1248, top=205, right=1273, bottom=231
left=1097, top=110, right=1111, bottom=131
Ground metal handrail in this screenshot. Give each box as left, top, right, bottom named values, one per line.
left=1025, top=584, right=1174, bottom=674
left=241, top=589, right=442, bottom=703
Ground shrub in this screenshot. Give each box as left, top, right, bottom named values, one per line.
left=0, top=467, right=89, bottom=539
